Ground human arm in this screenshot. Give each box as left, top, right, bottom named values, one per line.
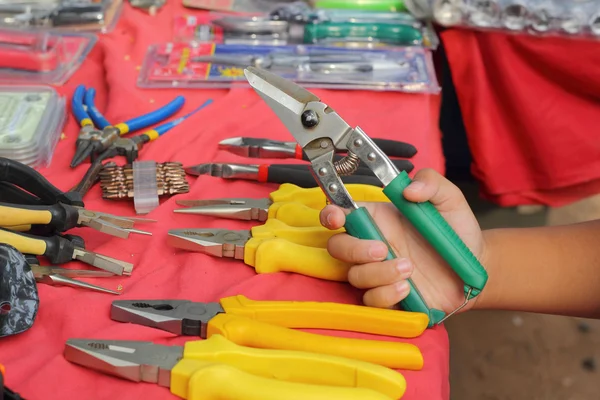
left=320, top=168, right=600, bottom=320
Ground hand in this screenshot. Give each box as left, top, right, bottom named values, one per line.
left=320, top=168, right=487, bottom=314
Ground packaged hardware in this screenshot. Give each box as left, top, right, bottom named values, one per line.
left=0, top=28, right=97, bottom=85
left=409, top=0, right=600, bottom=40
left=182, top=0, right=300, bottom=13
left=138, top=41, right=439, bottom=92
left=0, top=0, right=123, bottom=33
left=0, top=85, right=66, bottom=168
left=173, top=9, right=439, bottom=49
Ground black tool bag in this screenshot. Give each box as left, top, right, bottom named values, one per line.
left=0, top=244, right=38, bottom=338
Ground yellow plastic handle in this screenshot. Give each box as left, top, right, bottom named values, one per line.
left=1, top=224, right=32, bottom=232
left=172, top=359, right=394, bottom=400
left=220, top=295, right=428, bottom=339
left=0, top=205, right=52, bottom=227
left=267, top=202, right=326, bottom=227
left=244, top=237, right=351, bottom=281
left=180, top=334, right=405, bottom=399
left=0, top=229, right=46, bottom=255
left=270, top=184, right=389, bottom=207
left=207, top=314, right=423, bottom=371
left=250, top=218, right=342, bottom=248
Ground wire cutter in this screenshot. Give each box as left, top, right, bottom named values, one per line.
left=24, top=254, right=120, bottom=295
left=64, top=335, right=404, bottom=400
left=243, top=66, right=489, bottom=327
left=109, top=295, right=425, bottom=371
left=173, top=182, right=388, bottom=225
left=70, top=85, right=187, bottom=167
left=0, top=158, right=154, bottom=239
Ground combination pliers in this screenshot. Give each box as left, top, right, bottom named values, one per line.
left=243, top=67, right=489, bottom=327
left=70, top=85, right=186, bottom=167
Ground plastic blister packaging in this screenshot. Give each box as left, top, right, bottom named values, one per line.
left=173, top=9, right=439, bottom=49
left=413, top=0, right=600, bottom=40
left=137, top=41, right=440, bottom=92
left=0, top=0, right=124, bottom=33
left=182, top=0, right=300, bottom=13
left=0, top=85, right=66, bottom=168
left=0, top=28, right=97, bottom=85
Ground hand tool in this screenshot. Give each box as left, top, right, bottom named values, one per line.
left=111, top=297, right=423, bottom=370
left=219, top=136, right=417, bottom=161
left=64, top=335, right=403, bottom=400
left=89, top=99, right=214, bottom=166
left=24, top=253, right=120, bottom=295
left=168, top=228, right=351, bottom=282
left=70, top=85, right=188, bottom=167
left=173, top=182, right=389, bottom=221
left=184, top=162, right=385, bottom=188
left=243, top=66, right=489, bottom=327
left=312, top=0, right=407, bottom=12
left=0, top=228, right=133, bottom=276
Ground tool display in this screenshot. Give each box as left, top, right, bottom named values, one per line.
left=100, top=161, right=189, bottom=199
left=173, top=182, right=389, bottom=223
left=70, top=85, right=185, bottom=167
left=64, top=334, right=404, bottom=400
left=137, top=41, right=439, bottom=92
left=111, top=296, right=424, bottom=369
left=0, top=28, right=97, bottom=85
left=0, top=0, right=123, bottom=31
left=24, top=254, right=121, bottom=295
left=0, top=85, right=65, bottom=168
left=243, top=66, right=489, bottom=327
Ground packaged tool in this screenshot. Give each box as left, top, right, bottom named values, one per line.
left=182, top=0, right=301, bottom=13
left=0, top=28, right=97, bottom=85
left=137, top=42, right=439, bottom=92
left=0, top=85, right=66, bottom=168
left=310, top=0, right=408, bottom=12
left=0, top=0, right=124, bottom=33
left=0, top=244, right=39, bottom=339
left=173, top=10, right=439, bottom=49
left=412, top=0, right=600, bottom=40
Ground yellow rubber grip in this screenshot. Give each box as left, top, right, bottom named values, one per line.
left=267, top=202, right=325, bottom=227
left=0, top=229, right=46, bottom=255
left=250, top=218, right=342, bottom=248
left=178, top=334, right=405, bottom=399
left=0, top=205, right=52, bottom=227
left=220, top=295, right=429, bottom=339
left=172, top=359, right=394, bottom=400
left=144, top=129, right=160, bottom=141
left=2, top=224, right=32, bottom=232
left=80, top=118, right=93, bottom=127
left=243, top=237, right=351, bottom=281
left=270, top=184, right=389, bottom=208
left=114, top=122, right=129, bottom=135
left=207, top=314, right=423, bottom=371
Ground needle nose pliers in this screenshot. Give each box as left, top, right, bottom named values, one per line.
left=70, top=85, right=186, bottom=167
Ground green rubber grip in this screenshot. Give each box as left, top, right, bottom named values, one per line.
left=303, top=21, right=423, bottom=45
left=384, top=171, right=489, bottom=294
left=312, top=0, right=407, bottom=12
left=345, top=207, right=444, bottom=327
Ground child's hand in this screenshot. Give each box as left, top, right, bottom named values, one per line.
left=320, top=168, right=486, bottom=314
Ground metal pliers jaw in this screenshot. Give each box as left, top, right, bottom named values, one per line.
left=245, top=66, right=489, bottom=327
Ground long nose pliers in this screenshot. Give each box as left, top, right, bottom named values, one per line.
left=70, top=85, right=186, bottom=167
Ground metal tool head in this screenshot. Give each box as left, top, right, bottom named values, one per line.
left=31, top=266, right=115, bottom=279
left=111, top=299, right=224, bottom=337
left=184, top=163, right=259, bottom=178
left=174, top=198, right=272, bottom=221
left=64, top=339, right=182, bottom=387
left=167, top=229, right=251, bottom=258
left=76, top=208, right=155, bottom=238
left=73, top=248, right=133, bottom=276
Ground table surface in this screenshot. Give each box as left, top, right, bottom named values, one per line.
left=0, top=3, right=449, bottom=399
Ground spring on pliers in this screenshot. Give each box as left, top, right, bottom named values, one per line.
left=334, top=152, right=360, bottom=176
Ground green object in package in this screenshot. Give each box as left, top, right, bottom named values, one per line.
left=311, top=0, right=407, bottom=12
left=303, top=21, right=423, bottom=45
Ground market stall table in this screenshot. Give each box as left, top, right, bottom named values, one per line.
left=0, top=3, right=450, bottom=399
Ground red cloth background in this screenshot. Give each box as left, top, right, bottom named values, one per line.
left=0, top=3, right=449, bottom=400
left=442, top=28, right=600, bottom=207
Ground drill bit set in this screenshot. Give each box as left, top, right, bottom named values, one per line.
left=99, top=162, right=189, bottom=200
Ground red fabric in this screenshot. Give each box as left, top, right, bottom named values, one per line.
left=442, top=28, right=600, bottom=207
left=0, top=3, right=449, bottom=400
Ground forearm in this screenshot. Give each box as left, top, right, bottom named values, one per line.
left=474, top=220, right=600, bottom=319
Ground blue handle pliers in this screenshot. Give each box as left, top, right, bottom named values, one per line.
left=70, top=85, right=186, bottom=167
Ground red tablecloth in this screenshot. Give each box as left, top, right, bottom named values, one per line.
left=0, top=3, right=449, bottom=399
left=442, top=28, right=600, bottom=207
